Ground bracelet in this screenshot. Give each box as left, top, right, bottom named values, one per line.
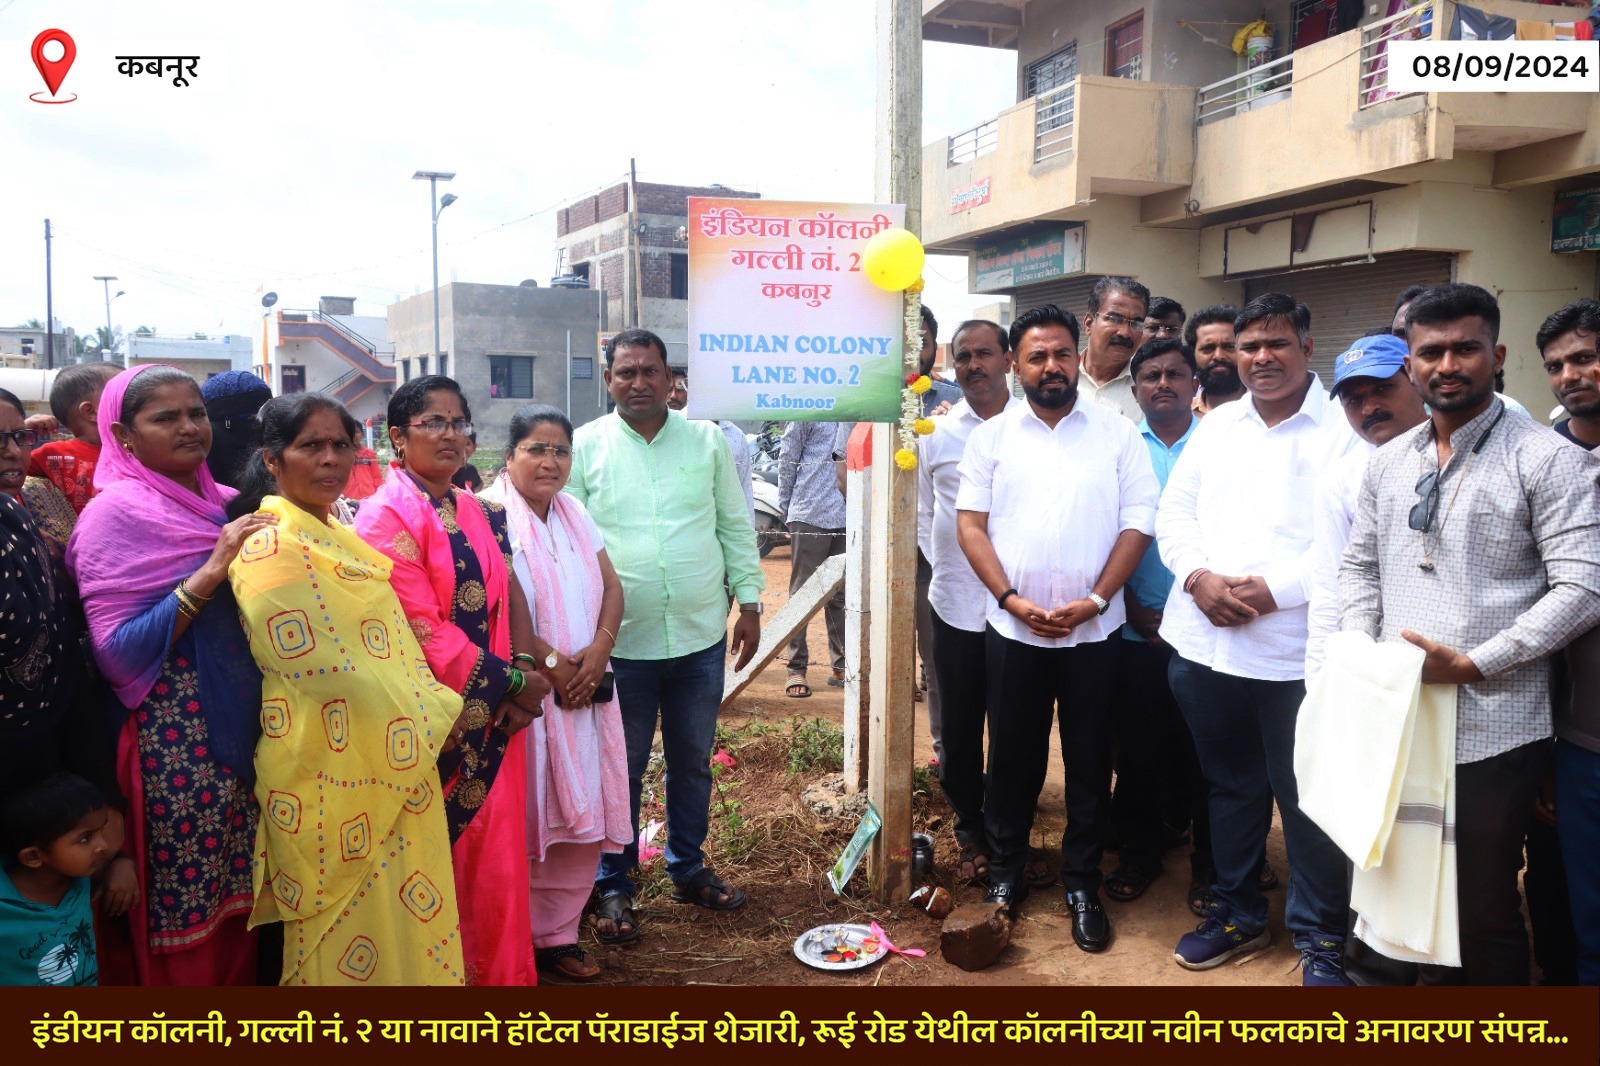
left=510, top=653, right=540, bottom=670
left=174, top=591, right=199, bottom=621
left=179, top=581, right=213, bottom=605
left=997, top=588, right=1018, bottom=609
left=507, top=667, right=525, bottom=698
left=1183, top=568, right=1211, bottom=595
left=597, top=625, right=617, bottom=645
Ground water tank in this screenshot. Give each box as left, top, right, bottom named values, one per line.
left=549, top=274, right=589, bottom=289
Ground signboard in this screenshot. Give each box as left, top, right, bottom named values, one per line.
left=1552, top=188, right=1600, bottom=253
left=687, top=198, right=906, bottom=422
left=596, top=330, right=618, bottom=359
left=949, top=177, right=992, bottom=213
left=974, top=224, right=1086, bottom=293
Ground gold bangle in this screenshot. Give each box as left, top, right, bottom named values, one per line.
left=179, top=581, right=212, bottom=605
left=174, top=593, right=198, bottom=621
left=597, top=625, right=617, bottom=645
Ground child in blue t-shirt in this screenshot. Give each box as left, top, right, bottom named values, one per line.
left=0, top=773, right=113, bottom=986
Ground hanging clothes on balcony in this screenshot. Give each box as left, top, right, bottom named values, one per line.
left=1516, top=18, right=1594, bottom=39
left=1450, top=3, right=1517, bottom=40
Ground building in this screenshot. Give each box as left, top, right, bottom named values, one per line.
left=922, top=0, right=1600, bottom=409
left=258, top=297, right=396, bottom=426
left=126, top=333, right=253, bottom=380
left=0, top=324, right=78, bottom=369
left=554, top=178, right=761, bottom=365
left=388, top=282, right=607, bottom=452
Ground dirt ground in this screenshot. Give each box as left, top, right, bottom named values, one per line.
left=578, top=545, right=1309, bottom=988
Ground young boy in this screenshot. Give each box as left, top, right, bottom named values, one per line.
left=28, top=363, right=120, bottom=514
left=0, top=773, right=113, bottom=986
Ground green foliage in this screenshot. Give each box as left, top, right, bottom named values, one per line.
left=786, top=716, right=844, bottom=776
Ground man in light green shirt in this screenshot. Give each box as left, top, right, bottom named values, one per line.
left=568, top=329, right=763, bottom=941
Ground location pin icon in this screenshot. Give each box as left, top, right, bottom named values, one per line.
left=31, top=29, right=77, bottom=98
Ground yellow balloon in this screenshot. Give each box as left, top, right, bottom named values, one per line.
left=861, top=227, right=926, bottom=291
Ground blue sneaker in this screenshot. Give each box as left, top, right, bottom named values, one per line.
left=1299, top=939, right=1352, bottom=986
left=1173, top=901, right=1271, bottom=970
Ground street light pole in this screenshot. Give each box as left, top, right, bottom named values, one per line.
left=93, top=275, right=118, bottom=362
left=412, top=170, right=456, bottom=364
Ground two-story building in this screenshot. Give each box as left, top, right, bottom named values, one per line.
left=126, top=333, right=253, bottom=381
left=258, top=297, right=396, bottom=426
left=922, top=0, right=1600, bottom=407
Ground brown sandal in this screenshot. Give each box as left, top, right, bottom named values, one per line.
left=536, top=944, right=602, bottom=981
left=957, top=842, right=990, bottom=884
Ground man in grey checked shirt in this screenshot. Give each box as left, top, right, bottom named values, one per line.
left=1340, top=283, right=1600, bottom=985
left=778, top=420, right=850, bottom=696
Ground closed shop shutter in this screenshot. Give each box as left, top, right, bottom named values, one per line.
left=1244, top=251, right=1455, bottom=383
left=998, top=276, right=1100, bottom=395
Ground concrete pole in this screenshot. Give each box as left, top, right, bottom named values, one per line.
left=866, top=0, right=920, bottom=905
left=429, top=174, right=442, bottom=360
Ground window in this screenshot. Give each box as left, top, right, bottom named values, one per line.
left=1025, top=44, right=1077, bottom=98
left=1107, top=13, right=1143, bottom=80
left=402, top=359, right=411, bottom=382
left=571, top=356, right=594, bottom=380
left=670, top=254, right=688, bottom=299
left=437, top=353, right=449, bottom=379
left=489, top=355, right=535, bottom=399
left=417, top=356, right=429, bottom=376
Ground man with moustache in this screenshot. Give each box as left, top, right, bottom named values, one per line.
left=1077, top=277, right=1151, bottom=421
left=1158, top=293, right=1358, bottom=983
left=570, top=329, right=765, bottom=938
left=1144, top=297, right=1186, bottom=341
left=1537, top=299, right=1600, bottom=985
left=956, top=304, right=1158, bottom=951
left=1184, top=305, right=1244, bottom=415
left=917, top=319, right=1017, bottom=884
left=1306, top=332, right=1427, bottom=682
left=1341, top=284, right=1600, bottom=984
left=1106, top=337, right=1214, bottom=910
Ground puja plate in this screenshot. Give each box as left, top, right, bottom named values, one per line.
left=793, top=922, right=888, bottom=972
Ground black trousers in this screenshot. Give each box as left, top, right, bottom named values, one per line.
left=1111, top=637, right=1212, bottom=878
left=931, top=608, right=988, bottom=849
left=982, top=627, right=1115, bottom=892
left=1420, top=740, right=1546, bottom=985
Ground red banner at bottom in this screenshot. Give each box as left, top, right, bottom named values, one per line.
left=4, top=986, right=1595, bottom=1065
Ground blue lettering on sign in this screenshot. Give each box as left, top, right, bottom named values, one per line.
left=793, top=336, right=891, bottom=356
left=699, top=333, right=790, bottom=354
left=730, top=365, right=799, bottom=384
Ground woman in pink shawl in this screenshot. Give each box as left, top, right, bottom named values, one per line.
left=63, top=365, right=273, bottom=985
left=482, top=404, right=630, bottom=981
left=354, top=375, right=548, bottom=986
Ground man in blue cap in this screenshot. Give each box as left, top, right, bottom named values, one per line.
left=1307, top=332, right=1426, bottom=681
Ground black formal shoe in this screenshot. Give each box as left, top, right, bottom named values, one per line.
left=983, top=881, right=1027, bottom=917
left=1066, top=889, right=1110, bottom=952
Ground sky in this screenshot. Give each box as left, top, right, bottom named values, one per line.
left=2, top=0, right=1017, bottom=346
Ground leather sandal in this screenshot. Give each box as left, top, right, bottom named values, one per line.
left=592, top=891, right=639, bottom=944
left=536, top=943, right=602, bottom=981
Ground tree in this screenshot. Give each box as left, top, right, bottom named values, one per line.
left=191, top=332, right=209, bottom=340
left=133, top=325, right=155, bottom=336
left=19, top=318, right=43, bottom=329
left=90, top=325, right=124, bottom=355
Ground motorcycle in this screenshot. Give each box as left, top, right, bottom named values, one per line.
left=749, top=430, right=788, bottom=557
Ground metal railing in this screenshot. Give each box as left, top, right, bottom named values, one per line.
left=320, top=367, right=363, bottom=396
left=1195, top=53, right=1294, bottom=125
left=1034, top=85, right=1075, bottom=162
left=947, top=118, right=998, bottom=167
left=1359, top=0, right=1435, bottom=110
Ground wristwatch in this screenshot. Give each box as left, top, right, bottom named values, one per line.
left=543, top=650, right=560, bottom=670
left=739, top=602, right=763, bottom=615
left=1087, top=592, right=1110, bottom=616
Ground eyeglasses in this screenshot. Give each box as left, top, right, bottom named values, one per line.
left=1408, top=469, right=1440, bottom=532
left=402, top=418, right=473, bottom=437
left=517, top=442, right=572, bottom=459
left=1094, top=311, right=1146, bottom=332
left=1144, top=323, right=1182, bottom=338
left=0, top=429, right=39, bottom=450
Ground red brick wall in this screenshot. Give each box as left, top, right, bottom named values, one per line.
left=636, top=182, right=759, bottom=216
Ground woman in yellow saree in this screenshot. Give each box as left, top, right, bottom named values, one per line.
left=227, top=394, right=466, bottom=985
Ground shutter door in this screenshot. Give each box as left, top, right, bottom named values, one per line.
left=1244, top=251, right=1455, bottom=383
left=999, top=276, right=1099, bottom=396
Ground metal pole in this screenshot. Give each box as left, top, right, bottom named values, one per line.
left=565, top=330, right=572, bottom=417
left=44, top=220, right=54, bottom=370
left=102, top=282, right=113, bottom=352
left=430, top=175, right=441, bottom=361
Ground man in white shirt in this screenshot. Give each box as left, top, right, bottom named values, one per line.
left=957, top=303, right=1159, bottom=951
left=1157, top=293, right=1358, bottom=984
left=917, top=319, right=1016, bottom=886
left=1077, top=276, right=1150, bottom=422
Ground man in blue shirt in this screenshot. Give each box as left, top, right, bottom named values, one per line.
left=1105, top=337, right=1213, bottom=913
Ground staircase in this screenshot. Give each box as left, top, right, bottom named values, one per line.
left=279, top=310, right=394, bottom=407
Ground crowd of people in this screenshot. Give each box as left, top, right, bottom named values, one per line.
left=915, top=277, right=1600, bottom=986
left=0, top=327, right=761, bottom=986
left=4, top=275, right=1599, bottom=990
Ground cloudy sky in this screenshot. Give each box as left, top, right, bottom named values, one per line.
left=2, top=0, right=1015, bottom=346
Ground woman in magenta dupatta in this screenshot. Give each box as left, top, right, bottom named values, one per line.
left=482, top=404, right=631, bottom=982
left=354, top=376, right=546, bottom=986
left=64, top=365, right=273, bottom=985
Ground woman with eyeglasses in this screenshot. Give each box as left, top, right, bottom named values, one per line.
left=64, top=365, right=270, bottom=985
left=481, top=404, right=629, bottom=982
left=354, top=375, right=549, bottom=986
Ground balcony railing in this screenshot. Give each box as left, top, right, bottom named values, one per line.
left=1034, top=85, right=1075, bottom=162
left=1359, top=1, right=1435, bottom=110
left=947, top=118, right=999, bottom=167
left=1196, top=54, right=1293, bottom=125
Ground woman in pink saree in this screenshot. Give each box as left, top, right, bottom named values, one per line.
left=354, top=375, right=547, bottom=985
left=482, top=404, right=631, bottom=981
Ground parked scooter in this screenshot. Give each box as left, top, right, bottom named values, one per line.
left=749, top=428, right=788, bottom=557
